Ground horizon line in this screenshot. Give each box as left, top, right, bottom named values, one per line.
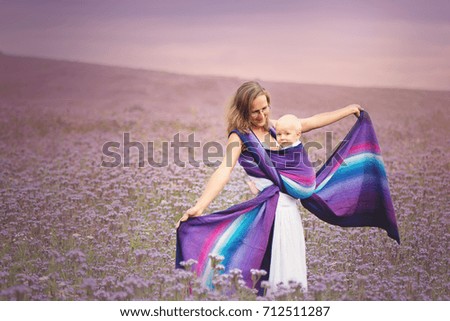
left=2, top=50, right=449, bottom=94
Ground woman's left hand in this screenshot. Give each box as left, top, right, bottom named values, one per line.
left=347, top=104, right=364, bottom=117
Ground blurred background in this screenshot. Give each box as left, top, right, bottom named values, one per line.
left=1, top=0, right=449, bottom=91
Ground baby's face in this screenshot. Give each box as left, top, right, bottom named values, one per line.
left=276, top=122, right=301, bottom=148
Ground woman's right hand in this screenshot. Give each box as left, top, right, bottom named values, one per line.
left=175, top=205, right=204, bottom=229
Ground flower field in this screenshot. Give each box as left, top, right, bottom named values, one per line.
left=0, top=53, right=449, bottom=300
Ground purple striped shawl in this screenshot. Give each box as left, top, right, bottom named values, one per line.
left=176, top=111, right=400, bottom=292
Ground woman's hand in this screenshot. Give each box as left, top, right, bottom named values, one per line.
left=347, top=104, right=364, bottom=117
left=175, top=205, right=204, bottom=229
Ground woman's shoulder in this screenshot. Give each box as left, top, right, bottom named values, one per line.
left=228, top=131, right=246, bottom=146
left=228, top=128, right=250, bottom=139
left=227, top=131, right=247, bottom=152
left=228, top=131, right=242, bottom=140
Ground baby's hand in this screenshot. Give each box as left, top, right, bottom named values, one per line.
left=246, top=180, right=259, bottom=195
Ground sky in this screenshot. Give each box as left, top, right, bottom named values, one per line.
left=1, top=0, right=449, bottom=91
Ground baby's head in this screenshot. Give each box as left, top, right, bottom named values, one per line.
left=275, top=114, right=302, bottom=148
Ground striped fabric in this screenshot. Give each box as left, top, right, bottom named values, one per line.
left=300, top=112, right=400, bottom=241
left=176, top=111, right=399, bottom=292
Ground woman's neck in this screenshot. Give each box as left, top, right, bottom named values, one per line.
left=250, top=126, right=278, bottom=149
left=250, top=126, right=268, bottom=134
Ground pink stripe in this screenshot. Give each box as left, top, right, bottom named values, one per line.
left=349, top=143, right=380, bottom=155
left=195, top=219, right=232, bottom=275
left=195, top=204, right=260, bottom=275
left=281, top=171, right=316, bottom=185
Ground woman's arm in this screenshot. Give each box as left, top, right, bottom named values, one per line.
left=300, top=104, right=362, bottom=133
left=176, top=133, right=243, bottom=227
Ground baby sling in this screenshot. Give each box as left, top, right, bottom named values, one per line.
left=176, top=110, right=400, bottom=291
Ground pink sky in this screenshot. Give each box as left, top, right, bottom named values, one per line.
left=1, top=0, right=449, bottom=90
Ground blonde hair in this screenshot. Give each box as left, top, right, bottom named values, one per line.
left=226, top=81, right=271, bottom=134
left=276, top=114, right=302, bottom=133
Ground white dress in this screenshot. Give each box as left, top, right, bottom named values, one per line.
left=249, top=140, right=307, bottom=293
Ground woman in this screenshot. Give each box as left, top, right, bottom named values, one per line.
left=176, top=81, right=363, bottom=291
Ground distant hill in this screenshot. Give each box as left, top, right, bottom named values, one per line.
left=0, top=52, right=449, bottom=129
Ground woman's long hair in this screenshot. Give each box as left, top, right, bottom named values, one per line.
left=226, top=81, right=271, bottom=134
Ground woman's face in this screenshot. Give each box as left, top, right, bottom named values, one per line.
left=250, top=95, right=270, bottom=128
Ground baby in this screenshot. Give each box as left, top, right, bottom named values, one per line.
left=274, top=114, right=302, bottom=149
left=247, top=114, right=302, bottom=194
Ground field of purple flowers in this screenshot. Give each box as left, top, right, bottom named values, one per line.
left=0, top=54, right=449, bottom=300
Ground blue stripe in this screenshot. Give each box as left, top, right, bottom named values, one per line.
left=282, top=176, right=315, bottom=199
left=315, top=153, right=386, bottom=193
